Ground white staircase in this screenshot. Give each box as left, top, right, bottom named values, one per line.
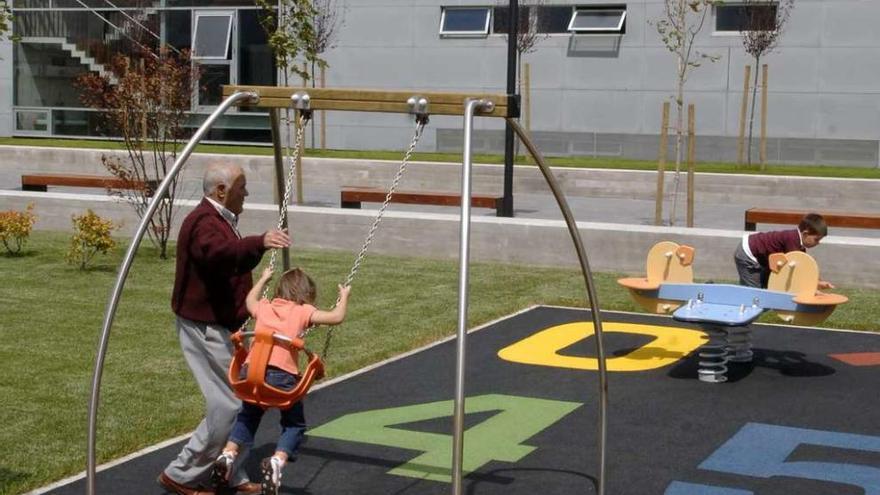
left=104, top=8, right=158, bottom=43
left=21, top=36, right=119, bottom=85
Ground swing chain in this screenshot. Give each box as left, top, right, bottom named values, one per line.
left=344, top=117, right=427, bottom=288
left=236, top=109, right=310, bottom=336
left=311, top=116, right=428, bottom=357
left=264, top=110, right=310, bottom=285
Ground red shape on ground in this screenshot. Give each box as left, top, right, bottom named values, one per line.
left=829, top=352, right=880, bottom=367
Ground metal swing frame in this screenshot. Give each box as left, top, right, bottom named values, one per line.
left=86, top=86, right=610, bottom=495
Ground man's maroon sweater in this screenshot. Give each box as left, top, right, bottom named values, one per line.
left=171, top=198, right=267, bottom=330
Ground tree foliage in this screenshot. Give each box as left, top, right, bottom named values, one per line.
left=76, top=47, right=198, bottom=259
left=0, top=0, right=17, bottom=48
left=495, top=0, right=549, bottom=61
left=255, top=0, right=322, bottom=83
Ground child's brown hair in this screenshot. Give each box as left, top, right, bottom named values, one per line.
left=799, top=213, right=827, bottom=237
left=274, top=268, right=317, bottom=305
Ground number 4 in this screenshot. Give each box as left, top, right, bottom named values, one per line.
left=308, top=394, right=581, bottom=483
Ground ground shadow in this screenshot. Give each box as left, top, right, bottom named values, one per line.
left=668, top=348, right=836, bottom=382
left=466, top=467, right=597, bottom=494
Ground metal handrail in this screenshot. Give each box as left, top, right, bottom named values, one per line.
left=85, top=90, right=258, bottom=495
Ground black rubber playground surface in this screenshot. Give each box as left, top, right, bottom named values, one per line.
left=48, top=306, right=880, bottom=495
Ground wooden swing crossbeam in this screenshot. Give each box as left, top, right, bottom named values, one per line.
left=222, top=85, right=517, bottom=118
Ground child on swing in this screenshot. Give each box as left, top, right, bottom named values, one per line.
left=212, top=266, right=351, bottom=495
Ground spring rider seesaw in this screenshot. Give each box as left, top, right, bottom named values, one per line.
left=618, top=242, right=848, bottom=383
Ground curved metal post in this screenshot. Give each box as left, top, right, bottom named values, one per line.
left=86, top=91, right=258, bottom=495
left=506, top=118, right=609, bottom=495
left=451, top=98, right=492, bottom=495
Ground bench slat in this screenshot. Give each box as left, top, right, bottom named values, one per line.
left=744, top=208, right=880, bottom=231
left=22, top=173, right=154, bottom=193
left=341, top=187, right=502, bottom=215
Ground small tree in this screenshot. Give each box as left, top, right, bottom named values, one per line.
left=740, top=0, right=794, bottom=168
left=654, top=0, right=719, bottom=225
left=255, top=0, right=321, bottom=86
left=0, top=1, right=13, bottom=43
left=67, top=210, right=119, bottom=270
left=495, top=0, right=548, bottom=95
left=495, top=0, right=548, bottom=159
left=0, top=204, right=37, bottom=255
left=309, top=0, right=344, bottom=83
left=76, top=47, right=198, bottom=259
left=308, top=0, right=345, bottom=146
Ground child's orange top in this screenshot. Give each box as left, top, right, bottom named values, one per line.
left=247, top=298, right=316, bottom=376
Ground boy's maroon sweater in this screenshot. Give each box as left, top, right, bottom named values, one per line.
left=171, top=198, right=266, bottom=329
left=747, top=228, right=803, bottom=268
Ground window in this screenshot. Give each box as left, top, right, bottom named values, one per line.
left=192, top=12, right=233, bottom=59
left=568, top=7, right=626, bottom=34
left=440, top=7, right=491, bottom=36
left=715, top=3, right=778, bottom=33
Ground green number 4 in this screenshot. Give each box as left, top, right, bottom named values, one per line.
left=308, top=394, right=581, bottom=483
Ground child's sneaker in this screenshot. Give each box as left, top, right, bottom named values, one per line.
left=211, top=451, right=235, bottom=489
left=260, top=456, right=284, bottom=495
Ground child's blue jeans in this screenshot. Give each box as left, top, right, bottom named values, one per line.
left=229, top=367, right=306, bottom=459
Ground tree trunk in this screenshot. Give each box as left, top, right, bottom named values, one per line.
left=747, top=54, right=761, bottom=168
left=669, top=40, right=685, bottom=226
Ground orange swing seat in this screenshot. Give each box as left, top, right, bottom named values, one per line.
left=228, top=325, right=325, bottom=409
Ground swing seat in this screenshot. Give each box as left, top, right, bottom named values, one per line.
left=228, top=326, right=325, bottom=409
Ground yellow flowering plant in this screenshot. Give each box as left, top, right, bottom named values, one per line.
left=67, top=210, right=118, bottom=269
left=0, top=204, right=37, bottom=255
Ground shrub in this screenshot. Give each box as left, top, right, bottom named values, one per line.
left=67, top=210, right=118, bottom=269
left=0, top=204, right=37, bottom=255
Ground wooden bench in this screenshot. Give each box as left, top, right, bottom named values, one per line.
left=340, top=186, right=503, bottom=216
left=744, top=207, right=880, bottom=231
left=22, top=173, right=156, bottom=195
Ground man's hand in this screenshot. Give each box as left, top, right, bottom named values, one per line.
left=263, top=229, right=290, bottom=249
left=818, top=280, right=835, bottom=290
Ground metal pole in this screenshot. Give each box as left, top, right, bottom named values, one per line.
left=85, top=91, right=258, bottom=495
left=508, top=118, right=608, bottom=495
left=501, top=0, right=519, bottom=217
left=269, top=108, right=290, bottom=270
left=451, top=98, right=491, bottom=495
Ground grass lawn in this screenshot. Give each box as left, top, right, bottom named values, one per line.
left=1, top=231, right=877, bottom=495
left=2, top=136, right=880, bottom=179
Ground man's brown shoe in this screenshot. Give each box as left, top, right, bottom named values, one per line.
left=231, top=481, right=262, bottom=494
left=157, top=472, right=215, bottom=495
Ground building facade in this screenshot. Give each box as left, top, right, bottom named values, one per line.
left=3, top=0, right=880, bottom=166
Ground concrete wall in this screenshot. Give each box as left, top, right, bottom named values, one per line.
left=3, top=190, right=878, bottom=288
left=1, top=146, right=879, bottom=211
left=1, top=146, right=878, bottom=287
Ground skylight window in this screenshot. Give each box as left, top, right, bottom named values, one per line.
left=440, top=7, right=491, bottom=37
left=568, top=7, right=626, bottom=34
left=193, top=12, right=233, bottom=60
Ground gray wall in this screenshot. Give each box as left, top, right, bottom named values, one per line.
left=4, top=190, right=879, bottom=288
left=312, top=0, right=880, bottom=166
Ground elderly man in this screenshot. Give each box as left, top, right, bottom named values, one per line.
left=159, top=163, right=290, bottom=495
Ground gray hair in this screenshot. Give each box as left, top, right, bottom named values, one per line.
left=202, top=163, right=243, bottom=196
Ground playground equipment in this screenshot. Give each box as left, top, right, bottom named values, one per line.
left=86, top=87, right=611, bottom=495
left=619, top=242, right=848, bottom=383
